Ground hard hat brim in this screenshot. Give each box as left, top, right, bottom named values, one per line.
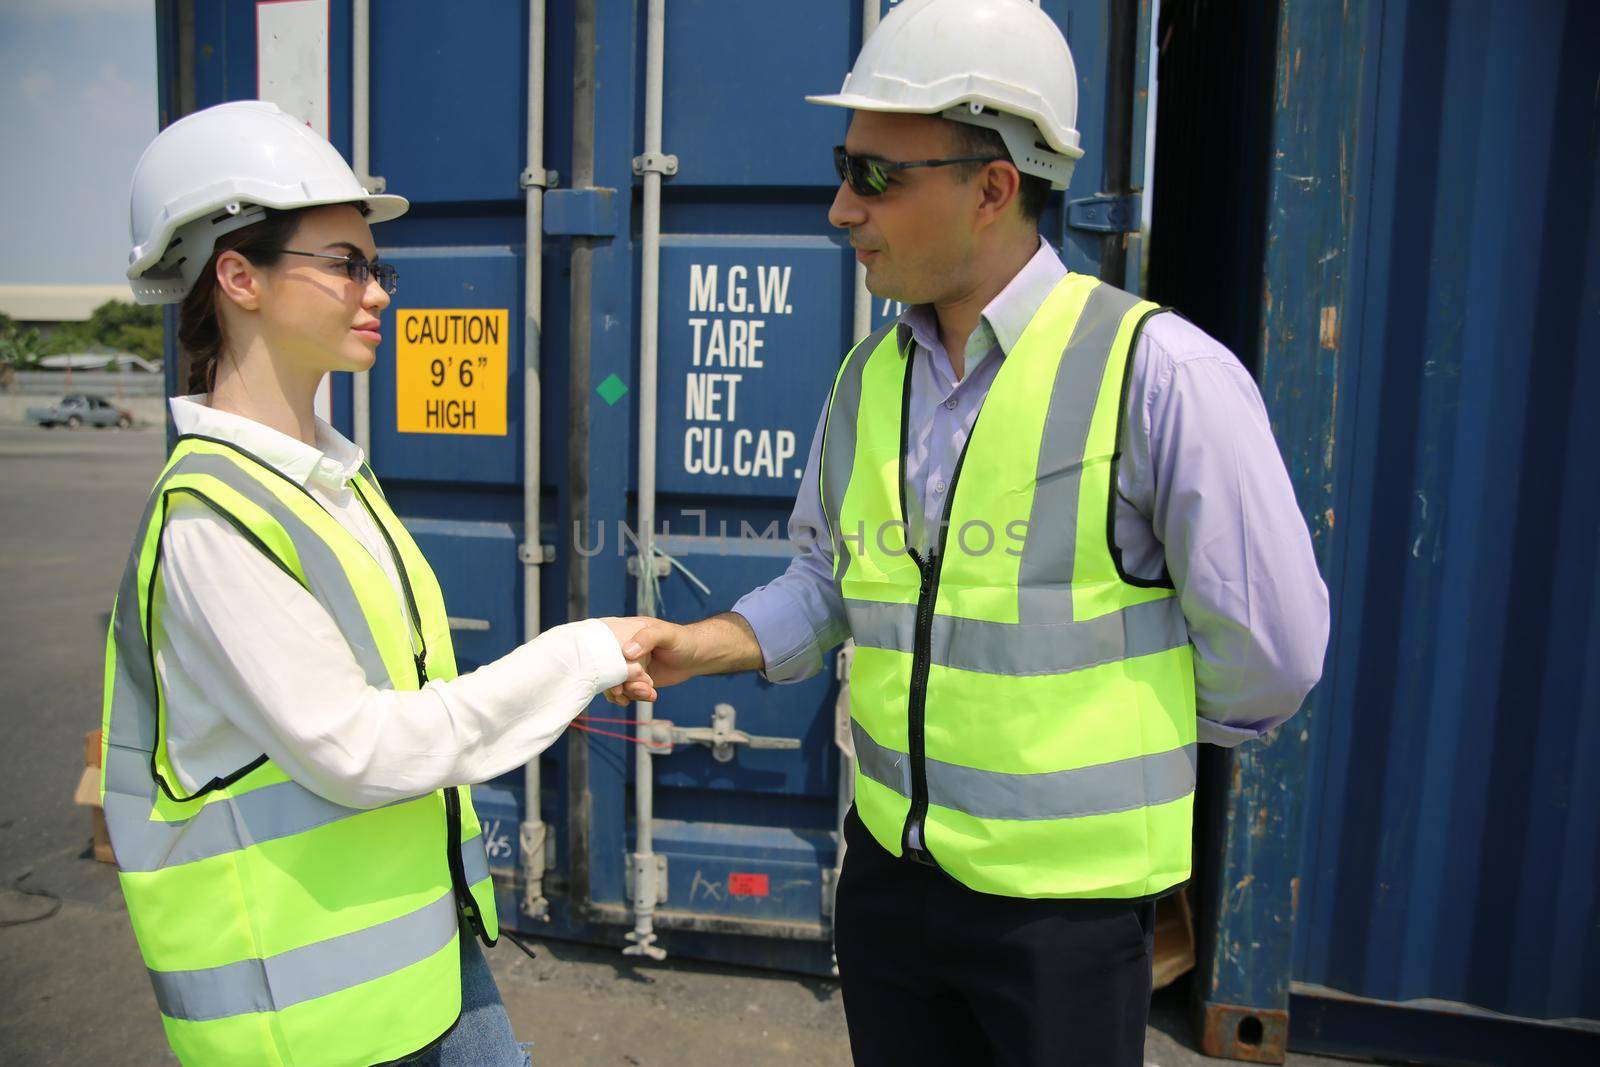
left=126, top=192, right=409, bottom=282
left=361, top=194, right=410, bottom=227
left=805, top=92, right=1083, bottom=161
left=806, top=91, right=971, bottom=120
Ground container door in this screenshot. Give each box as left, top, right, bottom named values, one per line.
left=572, top=0, right=1155, bottom=973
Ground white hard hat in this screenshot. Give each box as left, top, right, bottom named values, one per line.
left=125, top=100, right=408, bottom=305
left=806, top=0, right=1084, bottom=190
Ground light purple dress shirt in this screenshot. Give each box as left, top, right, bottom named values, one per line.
left=732, top=241, right=1329, bottom=746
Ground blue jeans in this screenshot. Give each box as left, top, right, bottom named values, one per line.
left=395, top=931, right=532, bottom=1067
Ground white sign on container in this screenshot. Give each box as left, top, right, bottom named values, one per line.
left=256, top=0, right=330, bottom=136
left=257, top=0, right=334, bottom=420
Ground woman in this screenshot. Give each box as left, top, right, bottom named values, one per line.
left=103, top=100, right=655, bottom=1066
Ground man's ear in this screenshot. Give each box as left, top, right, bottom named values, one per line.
left=214, top=250, right=262, bottom=312
left=973, top=161, right=1023, bottom=232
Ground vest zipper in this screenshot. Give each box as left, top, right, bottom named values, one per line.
left=350, top=482, right=483, bottom=937
left=893, top=340, right=974, bottom=863
left=902, top=546, right=942, bottom=861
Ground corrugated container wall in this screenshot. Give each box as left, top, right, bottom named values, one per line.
left=156, top=0, right=1152, bottom=977
left=1152, top=0, right=1600, bottom=1062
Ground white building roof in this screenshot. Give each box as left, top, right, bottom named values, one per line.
left=0, top=284, right=135, bottom=322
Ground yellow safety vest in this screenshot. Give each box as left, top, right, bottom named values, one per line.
left=821, top=274, right=1197, bottom=899
left=100, top=435, right=499, bottom=1066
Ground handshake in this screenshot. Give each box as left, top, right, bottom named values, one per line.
left=596, top=612, right=765, bottom=707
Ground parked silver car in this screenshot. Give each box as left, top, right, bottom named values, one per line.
left=26, top=394, right=135, bottom=430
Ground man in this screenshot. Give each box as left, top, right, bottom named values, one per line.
left=616, top=1, right=1328, bottom=1062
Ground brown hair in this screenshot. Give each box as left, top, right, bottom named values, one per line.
left=176, top=208, right=303, bottom=394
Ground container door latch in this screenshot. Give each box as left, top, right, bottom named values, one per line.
left=1066, top=193, right=1141, bottom=234
left=646, top=703, right=800, bottom=762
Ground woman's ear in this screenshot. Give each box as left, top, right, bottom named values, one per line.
left=214, top=250, right=262, bottom=312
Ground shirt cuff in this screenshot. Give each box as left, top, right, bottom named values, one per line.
left=731, top=584, right=821, bottom=684
left=1197, top=716, right=1266, bottom=748
left=568, top=618, right=629, bottom=690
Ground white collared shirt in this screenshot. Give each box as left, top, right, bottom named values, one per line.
left=154, top=396, right=627, bottom=808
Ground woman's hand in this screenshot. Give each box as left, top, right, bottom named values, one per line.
left=599, top=618, right=716, bottom=707
left=600, top=616, right=658, bottom=704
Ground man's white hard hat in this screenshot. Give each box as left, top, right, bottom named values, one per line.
left=806, top=0, right=1084, bottom=191
left=125, top=100, right=409, bottom=306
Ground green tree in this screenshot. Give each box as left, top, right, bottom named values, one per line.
left=0, top=311, right=49, bottom=369
left=49, top=300, right=164, bottom=362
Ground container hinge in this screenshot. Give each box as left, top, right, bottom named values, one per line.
left=623, top=851, right=669, bottom=906
left=632, top=152, right=679, bottom=177
left=646, top=703, right=802, bottom=763
left=1066, top=193, right=1141, bottom=234
left=518, top=543, right=556, bottom=564
left=521, top=168, right=560, bottom=190
left=519, top=820, right=550, bottom=920
left=626, top=553, right=672, bottom=578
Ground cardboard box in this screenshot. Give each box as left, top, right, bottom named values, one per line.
left=74, top=729, right=114, bottom=866
left=1152, top=887, right=1196, bottom=990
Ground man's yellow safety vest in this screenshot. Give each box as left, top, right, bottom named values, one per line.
left=821, top=273, right=1197, bottom=899
left=101, top=435, right=499, bottom=1066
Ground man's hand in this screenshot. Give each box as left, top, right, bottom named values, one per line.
left=601, top=616, right=653, bottom=653
left=603, top=612, right=764, bottom=706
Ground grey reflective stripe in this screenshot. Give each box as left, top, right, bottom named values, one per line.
left=105, top=459, right=187, bottom=753
left=162, top=451, right=395, bottom=688
left=106, top=655, right=155, bottom=754
left=460, top=832, right=490, bottom=886
left=851, top=720, right=913, bottom=801
left=928, top=743, right=1196, bottom=822
left=149, top=888, right=458, bottom=1023
left=845, top=595, right=1187, bottom=677
left=852, top=722, right=1196, bottom=822
left=819, top=322, right=899, bottom=585
left=102, top=746, right=415, bottom=872
left=1016, top=282, right=1145, bottom=625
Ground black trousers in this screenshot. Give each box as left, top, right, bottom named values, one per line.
left=834, top=806, right=1156, bottom=1067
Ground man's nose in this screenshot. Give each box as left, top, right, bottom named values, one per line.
left=828, top=182, right=868, bottom=231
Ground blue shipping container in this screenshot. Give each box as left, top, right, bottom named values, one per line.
left=1187, top=0, right=1600, bottom=1063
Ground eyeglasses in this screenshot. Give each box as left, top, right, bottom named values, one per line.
left=833, top=145, right=1005, bottom=197
left=262, top=249, right=399, bottom=294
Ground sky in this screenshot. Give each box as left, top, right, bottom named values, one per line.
left=0, top=0, right=157, bottom=286
left=0, top=1, right=1152, bottom=284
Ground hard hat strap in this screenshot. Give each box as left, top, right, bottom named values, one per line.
left=942, top=106, right=1079, bottom=192
left=155, top=203, right=271, bottom=274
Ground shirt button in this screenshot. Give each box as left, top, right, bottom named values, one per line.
left=934, top=481, right=947, bottom=495
left=943, top=398, right=957, bottom=410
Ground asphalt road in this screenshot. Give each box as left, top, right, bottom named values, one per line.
left=0, top=423, right=1362, bottom=1066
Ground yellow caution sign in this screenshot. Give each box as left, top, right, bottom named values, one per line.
left=395, top=309, right=509, bottom=435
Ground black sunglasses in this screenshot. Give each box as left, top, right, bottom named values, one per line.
left=833, top=145, right=1005, bottom=197
left=263, top=249, right=399, bottom=294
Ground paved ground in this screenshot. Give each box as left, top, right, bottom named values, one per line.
left=0, top=424, right=1365, bottom=1066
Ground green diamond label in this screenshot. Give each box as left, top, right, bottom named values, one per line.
left=596, top=373, right=628, bottom=406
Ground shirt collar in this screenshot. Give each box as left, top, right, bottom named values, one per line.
left=898, top=239, right=1069, bottom=361
left=168, top=395, right=366, bottom=492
